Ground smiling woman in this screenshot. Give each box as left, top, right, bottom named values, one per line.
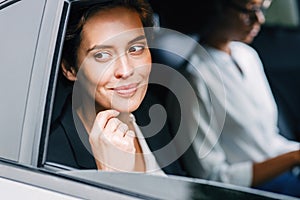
left=46, top=0, right=170, bottom=174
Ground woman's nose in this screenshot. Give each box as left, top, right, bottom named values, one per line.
left=254, top=9, right=265, bottom=25
left=114, top=55, right=134, bottom=79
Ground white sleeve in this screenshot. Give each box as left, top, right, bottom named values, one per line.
left=192, top=82, right=253, bottom=187
left=168, top=53, right=253, bottom=187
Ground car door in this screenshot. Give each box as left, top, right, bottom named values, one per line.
left=1, top=0, right=299, bottom=199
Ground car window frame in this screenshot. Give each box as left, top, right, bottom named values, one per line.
left=10, top=0, right=299, bottom=199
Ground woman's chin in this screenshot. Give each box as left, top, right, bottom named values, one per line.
left=242, top=35, right=255, bottom=44
left=111, top=102, right=141, bottom=113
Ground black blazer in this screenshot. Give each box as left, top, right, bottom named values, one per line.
left=47, top=91, right=187, bottom=176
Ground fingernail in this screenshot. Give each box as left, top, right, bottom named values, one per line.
left=113, top=110, right=120, bottom=115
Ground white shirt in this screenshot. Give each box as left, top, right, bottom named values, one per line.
left=130, top=114, right=166, bottom=176
left=170, top=41, right=299, bottom=186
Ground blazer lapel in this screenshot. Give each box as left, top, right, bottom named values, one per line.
left=60, top=96, right=97, bottom=169
left=134, top=90, right=187, bottom=176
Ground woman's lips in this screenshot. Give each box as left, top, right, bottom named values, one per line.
left=249, top=29, right=259, bottom=37
left=249, top=26, right=260, bottom=38
left=112, top=83, right=139, bottom=97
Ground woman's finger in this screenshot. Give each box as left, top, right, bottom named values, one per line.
left=90, top=109, right=119, bottom=135
left=110, top=123, right=130, bottom=144
left=105, top=118, right=122, bottom=133
left=124, top=130, right=135, bottom=138
left=123, top=130, right=136, bottom=153
left=117, top=123, right=129, bottom=137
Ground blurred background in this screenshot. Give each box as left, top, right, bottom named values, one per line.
left=149, top=0, right=300, bottom=142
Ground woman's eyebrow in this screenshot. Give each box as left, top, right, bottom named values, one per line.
left=127, top=35, right=147, bottom=45
left=87, top=35, right=147, bottom=53
left=87, top=44, right=112, bottom=53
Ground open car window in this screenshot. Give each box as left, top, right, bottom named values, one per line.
left=1, top=0, right=300, bottom=199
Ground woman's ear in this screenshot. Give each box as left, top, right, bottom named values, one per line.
left=61, top=60, right=77, bottom=81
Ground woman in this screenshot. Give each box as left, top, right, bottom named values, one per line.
left=161, top=0, right=300, bottom=197
left=47, top=0, right=185, bottom=175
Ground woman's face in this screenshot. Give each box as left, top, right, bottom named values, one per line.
left=222, top=0, right=269, bottom=43
left=73, top=7, right=151, bottom=113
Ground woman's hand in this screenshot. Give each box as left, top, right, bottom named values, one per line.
left=89, top=109, right=136, bottom=172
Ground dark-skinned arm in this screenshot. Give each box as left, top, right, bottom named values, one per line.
left=252, top=150, right=300, bottom=186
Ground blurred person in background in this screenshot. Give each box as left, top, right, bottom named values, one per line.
left=153, top=0, right=300, bottom=197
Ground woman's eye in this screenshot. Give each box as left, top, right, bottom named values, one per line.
left=128, top=45, right=145, bottom=55
left=94, top=51, right=111, bottom=61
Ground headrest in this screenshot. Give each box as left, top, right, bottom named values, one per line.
left=265, top=0, right=299, bottom=28
left=151, top=29, right=200, bottom=70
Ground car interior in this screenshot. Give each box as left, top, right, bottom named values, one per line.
left=149, top=0, right=300, bottom=142
left=1, top=0, right=300, bottom=199
left=251, top=0, right=300, bottom=141
left=46, top=0, right=300, bottom=183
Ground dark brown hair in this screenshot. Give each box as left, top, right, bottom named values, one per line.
left=62, top=0, right=154, bottom=71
